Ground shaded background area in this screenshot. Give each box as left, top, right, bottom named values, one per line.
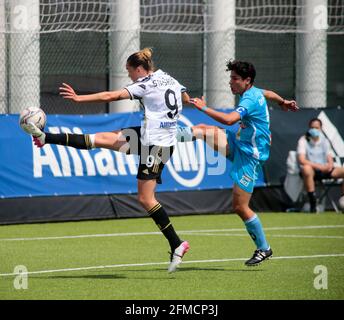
left=40, top=31, right=344, bottom=114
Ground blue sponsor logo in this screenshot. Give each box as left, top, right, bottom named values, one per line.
left=159, top=121, right=176, bottom=128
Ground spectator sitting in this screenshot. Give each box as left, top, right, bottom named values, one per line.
left=297, top=118, right=344, bottom=212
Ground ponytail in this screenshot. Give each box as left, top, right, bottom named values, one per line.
left=127, top=47, right=154, bottom=71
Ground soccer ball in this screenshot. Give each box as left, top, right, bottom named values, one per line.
left=19, top=107, right=46, bottom=133
left=338, top=195, right=344, bottom=212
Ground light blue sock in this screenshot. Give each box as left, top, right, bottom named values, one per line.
left=244, top=214, right=269, bottom=251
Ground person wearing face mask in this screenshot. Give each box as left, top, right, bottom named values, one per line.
left=297, top=118, right=344, bottom=212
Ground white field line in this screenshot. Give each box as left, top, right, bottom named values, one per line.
left=0, top=253, right=343, bottom=277
left=1, top=225, right=344, bottom=242
left=186, top=233, right=344, bottom=239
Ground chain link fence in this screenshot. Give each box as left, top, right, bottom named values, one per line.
left=0, top=0, right=343, bottom=114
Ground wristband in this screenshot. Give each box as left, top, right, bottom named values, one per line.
left=201, top=105, right=208, bottom=112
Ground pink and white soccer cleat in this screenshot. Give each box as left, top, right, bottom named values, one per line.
left=25, top=122, right=46, bottom=147
left=168, top=241, right=190, bottom=273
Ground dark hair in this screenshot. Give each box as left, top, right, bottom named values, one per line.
left=127, top=47, right=154, bottom=71
left=226, top=60, right=256, bottom=84
left=308, top=118, right=322, bottom=128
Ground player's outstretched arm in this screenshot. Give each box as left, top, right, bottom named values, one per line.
left=182, top=92, right=191, bottom=104
left=263, top=89, right=299, bottom=112
left=190, top=96, right=240, bottom=126
left=59, top=83, right=130, bottom=103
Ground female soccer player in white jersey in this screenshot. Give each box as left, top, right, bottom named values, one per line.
left=24, top=48, right=190, bottom=273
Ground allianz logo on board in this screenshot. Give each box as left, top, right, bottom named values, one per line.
left=32, top=115, right=216, bottom=188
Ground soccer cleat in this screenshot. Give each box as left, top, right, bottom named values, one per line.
left=25, top=122, right=46, bottom=147
left=168, top=241, right=190, bottom=273
left=33, top=136, right=45, bottom=148
left=245, top=248, right=273, bottom=266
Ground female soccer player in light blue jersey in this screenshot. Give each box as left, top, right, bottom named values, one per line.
left=185, top=60, right=298, bottom=266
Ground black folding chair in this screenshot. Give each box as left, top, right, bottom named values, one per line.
left=317, top=179, right=341, bottom=213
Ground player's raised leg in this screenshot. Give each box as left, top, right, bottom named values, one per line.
left=23, top=122, right=130, bottom=153
left=177, top=124, right=229, bottom=157
left=93, top=131, right=130, bottom=153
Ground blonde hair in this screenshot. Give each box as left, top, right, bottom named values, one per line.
left=127, top=47, right=154, bottom=71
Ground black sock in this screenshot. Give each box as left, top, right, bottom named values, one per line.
left=45, top=133, right=93, bottom=149
left=148, top=203, right=182, bottom=251
left=308, top=191, right=317, bottom=212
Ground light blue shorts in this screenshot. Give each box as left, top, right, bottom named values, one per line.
left=226, top=130, right=264, bottom=193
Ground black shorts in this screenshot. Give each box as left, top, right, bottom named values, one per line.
left=314, top=169, right=334, bottom=181
left=121, top=126, right=174, bottom=184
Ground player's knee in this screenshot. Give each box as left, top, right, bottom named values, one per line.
left=137, top=193, right=155, bottom=210
left=95, top=131, right=120, bottom=148
left=233, top=204, right=241, bottom=214
left=94, top=132, right=108, bottom=145
left=233, top=202, right=250, bottom=216
left=137, top=193, right=146, bottom=206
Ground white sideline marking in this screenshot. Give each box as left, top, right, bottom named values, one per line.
left=187, top=233, right=344, bottom=239
left=0, top=253, right=343, bottom=277
left=1, top=225, right=344, bottom=242
left=0, top=231, right=161, bottom=241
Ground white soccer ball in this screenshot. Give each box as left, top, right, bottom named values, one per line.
left=338, top=195, right=344, bottom=212
left=19, top=107, right=46, bottom=133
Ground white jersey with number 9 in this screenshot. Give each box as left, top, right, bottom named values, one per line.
left=125, top=69, right=186, bottom=147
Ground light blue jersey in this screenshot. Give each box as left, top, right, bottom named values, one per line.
left=234, top=86, right=271, bottom=162
left=226, top=86, right=271, bottom=193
